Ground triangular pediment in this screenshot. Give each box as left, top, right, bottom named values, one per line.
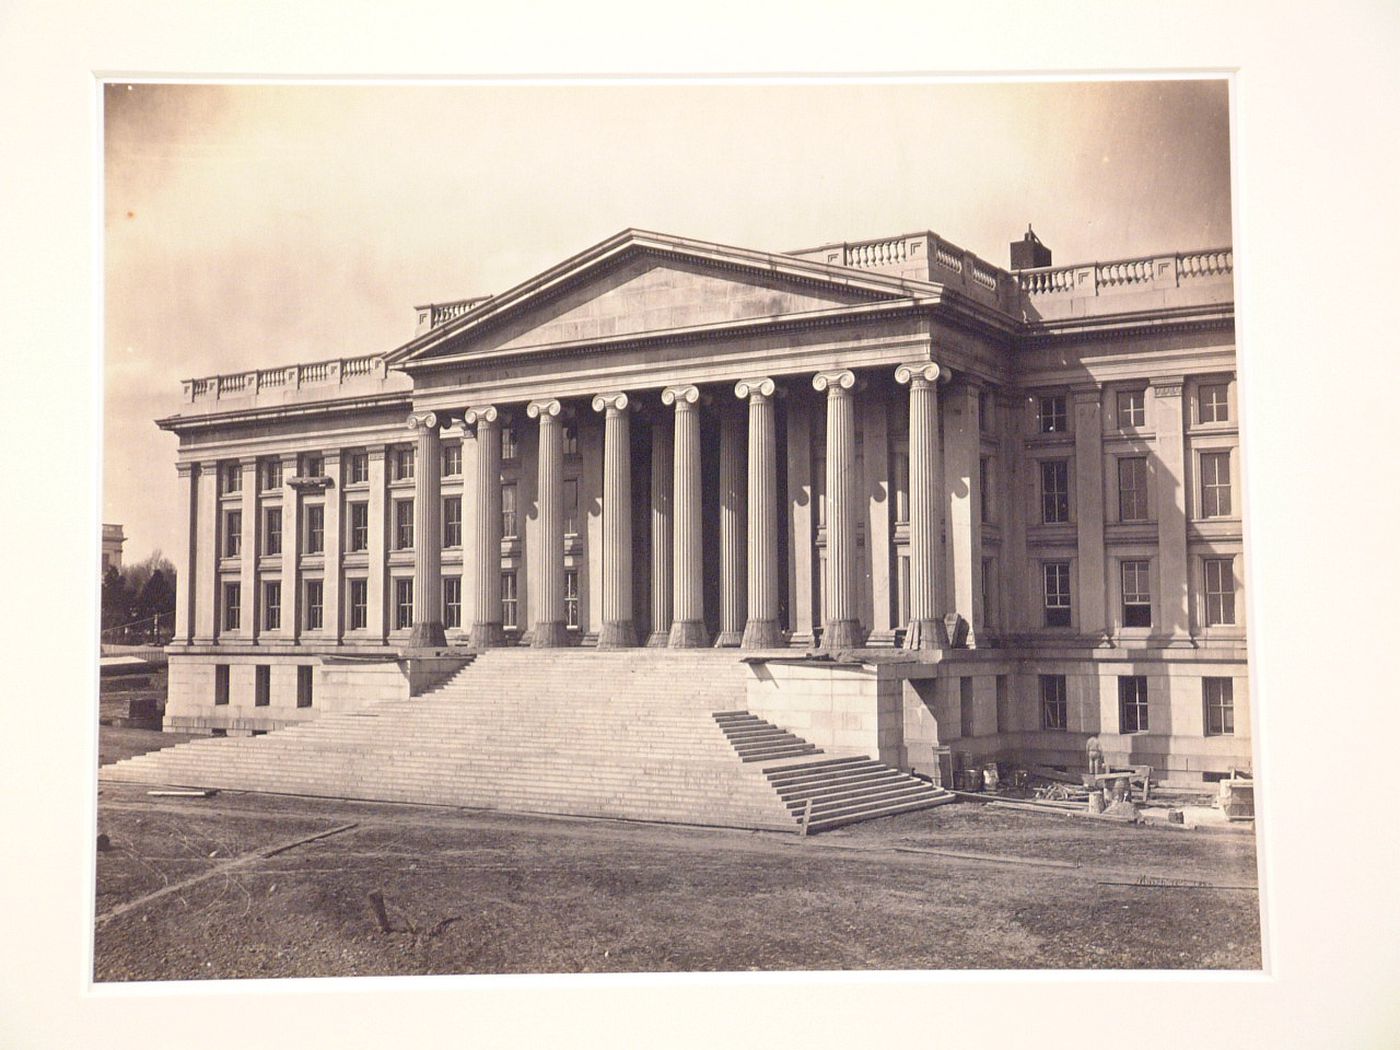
left=395, top=230, right=931, bottom=364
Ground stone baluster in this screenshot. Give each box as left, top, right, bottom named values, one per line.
left=646, top=411, right=673, bottom=647
left=715, top=400, right=747, bottom=646
left=735, top=377, right=782, bottom=649
left=406, top=412, right=446, bottom=648
left=896, top=362, right=950, bottom=649
left=592, top=392, right=637, bottom=648
left=662, top=384, right=708, bottom=648
left=527, top=398, right=567, bottom=647
left=465, top=405, right=503, bottom=649
left=812, top=370, right=863, bottom=650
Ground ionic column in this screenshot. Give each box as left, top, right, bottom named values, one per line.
left=735, top=377, right=782, bottom=649
left=465, top=405, right=503, bottom=649
left=405, top=412, right=446, bottom=649
left=715, top=401, right=747, bottom=647
left=813, top=370, right=863, bottom=650
left=896, top=362, right=950, bottom=649
left=662, top=384, right=708, bottom=648
left=646, top=411, right=673, bottom=647
left=527, top=398, right=567, bottom=647
left=592, top=392, right=637, bottom=648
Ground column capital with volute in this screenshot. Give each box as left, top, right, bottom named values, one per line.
left=526, top=398, right=562, bottom=420
left=591, top=391, right=631, bottom=414
left=463, top=404, right=499, bottom=427
left=406, top=410, right=441, bottom=431
left=661, top=384, right=700, bottom=407
left=895, top=361, right=949, bottom=387
left=812, top=369, right=856, bottom=394
left=734, top=377, right=776, bottom=401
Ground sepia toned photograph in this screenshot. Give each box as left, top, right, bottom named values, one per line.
left=95, top=77, right=1260, bottom=982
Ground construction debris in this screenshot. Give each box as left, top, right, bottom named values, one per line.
left=1218, top=771, right=1255, bottom=821
left=147, top=789, right=218, bottom=798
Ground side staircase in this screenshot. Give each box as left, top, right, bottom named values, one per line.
left=101, top=649, right=952, bottom=834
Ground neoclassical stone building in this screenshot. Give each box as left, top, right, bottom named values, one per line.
left=156, top=225, right=1247, bottom=784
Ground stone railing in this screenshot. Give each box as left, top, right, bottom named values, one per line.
left=182, top=353, right=388, bottom=404
left=844, top=237, right=908, bottom=269
left=415, top=296, right=492, bottom=333
left=836, top=232, right=1007, bottom=300
left=1018, top=248, right=1233, bottom=297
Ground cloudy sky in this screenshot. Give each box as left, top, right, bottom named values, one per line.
left=104, top=78, right=1232, bottom=562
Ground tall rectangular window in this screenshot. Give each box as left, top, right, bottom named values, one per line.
left=1040, top=675, right=1068, bottom=730
left=1204, top=557, right=1237, bottom=626
left=1117, top=390, right=1146, bottom=429
left=501, top=426, right=518, bottom=461
left=1118, top=457, right=1149, bottom=522
left=1121, top=559, right=1152, bottom=627
left=892, top=449, right=910, bottom=525
left=254, top=665, right=271, bottom=707
left=501, top=571, right=518, bottom=628
left=224, top=510, right=242, bottom=557
left=1200, top=451, right=1232, bottom=518
left=978, top=456, right=991, bottom=523
left=1040, top=460, right=1069, bottom=524
left=296, top=665, right=313, bottom=708
left=394, top=499, right=414, bottom=550
left=391, top=447, right=414, bottom=482
left=346, top=450, right=369, bottom=484
left=305, top=580, right=323, bottom=630
left=1204, top=678, right=1235, bottom=735
left=348, top=579, right=367, bottom=630
left=442, top=443, right=462, bottom=477
left=221, top=462, right=242, bottom=495
left=214, top=664, right=229, bottom=705
left=301, top=452, right=323, bottom=478
left=264, top=580, right=281, bottom=631
left=394, top=578, right=414, bottom=630
left=223, top=582, right=241, bottom=631
left=443, top=496, right=462, bottom=547
left=563, top=479, right=579, bottom=536
left=564, top=569, right=579, bottom=628
left=304, top=505, right=324, bottom=554
left=562, top=425, right=579, bottom=457
left=1043, top=562, right=1071, bottom=627
left=264, top=507, right=282, bottom=555
left=348, top=502, right=369, bottom=552
left=443, top=577, right=461, bottom=629
left=260, top=458, right=283, bottom=491
left=501, top=483, right=518, bottom=537
left=1039, top=394, right=1068, bottom=433
left=1119, top=676, right=1149, bottom=733
left=1199, top=383, right=1229, bottom=423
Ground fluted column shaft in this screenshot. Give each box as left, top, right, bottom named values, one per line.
left=814, top=370, right=862, bottom=650
left=736, top=378, right=782, bottom=649
left=646, top=413, right=673, bottom=646
left=897, top=363, right=950, bottom=649
left=528, top=399, right=567, bottom=647
left=466, top=406, right=503, bottom=649
left=407, top=412, right=446, bottom=648
left=664, top=385, right=708, bottom=647
left=593, top=393, right=637, bottom=647
left=715, top=402, right=747, bottom=646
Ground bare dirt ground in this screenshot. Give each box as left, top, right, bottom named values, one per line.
left=94, top=729, right=1262, bottom=980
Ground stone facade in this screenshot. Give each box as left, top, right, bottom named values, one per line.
left=157, top=226, right=1247, bottom=783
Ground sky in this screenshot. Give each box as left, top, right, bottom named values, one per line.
left=103, top=78, right=1232, bottom=563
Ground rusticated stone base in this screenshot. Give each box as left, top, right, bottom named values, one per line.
left=467, top=622, right=505, bottom=651
left=530, top=621, right=569, bottom=648
left=903, top=617, right=950, bottom=651
left=668, top=619, right=710, bottom=648
left=597, top=620, right=638, bottom=649
left=741, top=618, right=784, bottom=650
left=713, top=630, right=743, bottom=648
left=407, top=621, right=447, bottom=649
left=820, top=618, right=864, bottom=652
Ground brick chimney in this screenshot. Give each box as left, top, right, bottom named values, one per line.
left=1010, top=225, right=1052, bottom=270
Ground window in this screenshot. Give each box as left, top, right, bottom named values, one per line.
left=1117, top=390, right=1146, bottom=429
left=1119, top=676, right=1149, bottom=733
left=564, top=569, right=579, bottom=628
left=442, top=443, right=462, bottom=477
left=302, top=452, right=323, bottom=478
left=221, top=462, right=242, bottom=495
left=223, top=582, right=241, bottom=631
left=563, top=479, right=579, bottom=536
left=224, top=510, right=242, bottom=557
left=1040, top=460, right=1069, bottom=524
left=394, top=578, right=414, bottom=630
left=501, top=426, right=518, bottom=461
left=959, top=678, right=975, bottom=739
left=562, top=425, right=579, bottom=457
left=348, top=502, right=369, bottom=552
left=1199, top=383, right=1229, bottom=424
left=348, top=579, right=367, bottom=630
left=264, top=507, right=282, bottom=555
left=1043, top=562, right=1071, bottom=627
left=1118, top=457, right=1149, bottom=522
left=444, top=496, right=462, bottom=547
left=391, top=446, right=414, bottom=481
left=1205, top=557, right=1236, bottom=627
left=346, top=451, right=369, bottom=484
left=1204, top=678, right=1234, bottom=736
left=264, top=580, right=281, bottom=631
left=892, top=449, right=910, bottom=525
left=502, top=483, right=518, bottom=537
left=1200, top=451, right=1232, bottom=518
left=254, top=665, right=271, bottom=707
left=443, top=577, right=461, bottom=629
left=394, top=499, right=414, bottom=550
left=1121, top=560, right=1152, bottom=628
left=296, top=665, right=313, bottom=708
left=305, top=580, right=323, bottom=630
left=304, top=505, right=324, bottom=554
left=978, top=456, right=991, bottom=523
left=501, top=571, right=518, bottom=628
left=260, top=458, right=283, bottom=491
left=214, top=665, right=229, bottom=706
left=1039, top=394, right=1068, bottom=433
left=1040, top=675, right=1068, bottom=730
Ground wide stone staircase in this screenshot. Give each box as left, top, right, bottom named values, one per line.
left=100, top=649, right=952, bottom=834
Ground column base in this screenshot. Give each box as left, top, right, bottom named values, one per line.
left=740, top=619, right=784, bottom=650
left=820, top=619, right=865, bottom=651
left=407, top=621, right=447, bottom=649
left=713, top=629, right=743, bottom=648
left=668, top=620, right=710, bottom=648
left=467, top=622, right=505, bottom=650
left=531, top=621, right=569, bottom=648
left=597, top=621, right=638, bottom=649
left=645, top=629, right=672, bottom=648
left=903, top=617, right=950, bottom=650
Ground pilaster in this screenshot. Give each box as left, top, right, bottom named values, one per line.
left=646, top=411, right=673, bottom=647
left=863, top=393, right=894, bottom=644
left=321, top=449, right=342, bottom=644
left=944, top=380, right=981, bottom=647
left=715, top=399, right=747, bottom=647
left=193, top=461, right=218, bottom=644
left=1073, top=388, right=1108, bottom=641
left=174, top=462, right=197, bottom=644
left=366, top=446, right=388, bottom=643
left=1152, top=376, right=1193, bottom=645
left=785, top=393, right=815, bottom=647
left=239, top=457, right=258, bottom=642
left=279, top=452, right=300, bottom=643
